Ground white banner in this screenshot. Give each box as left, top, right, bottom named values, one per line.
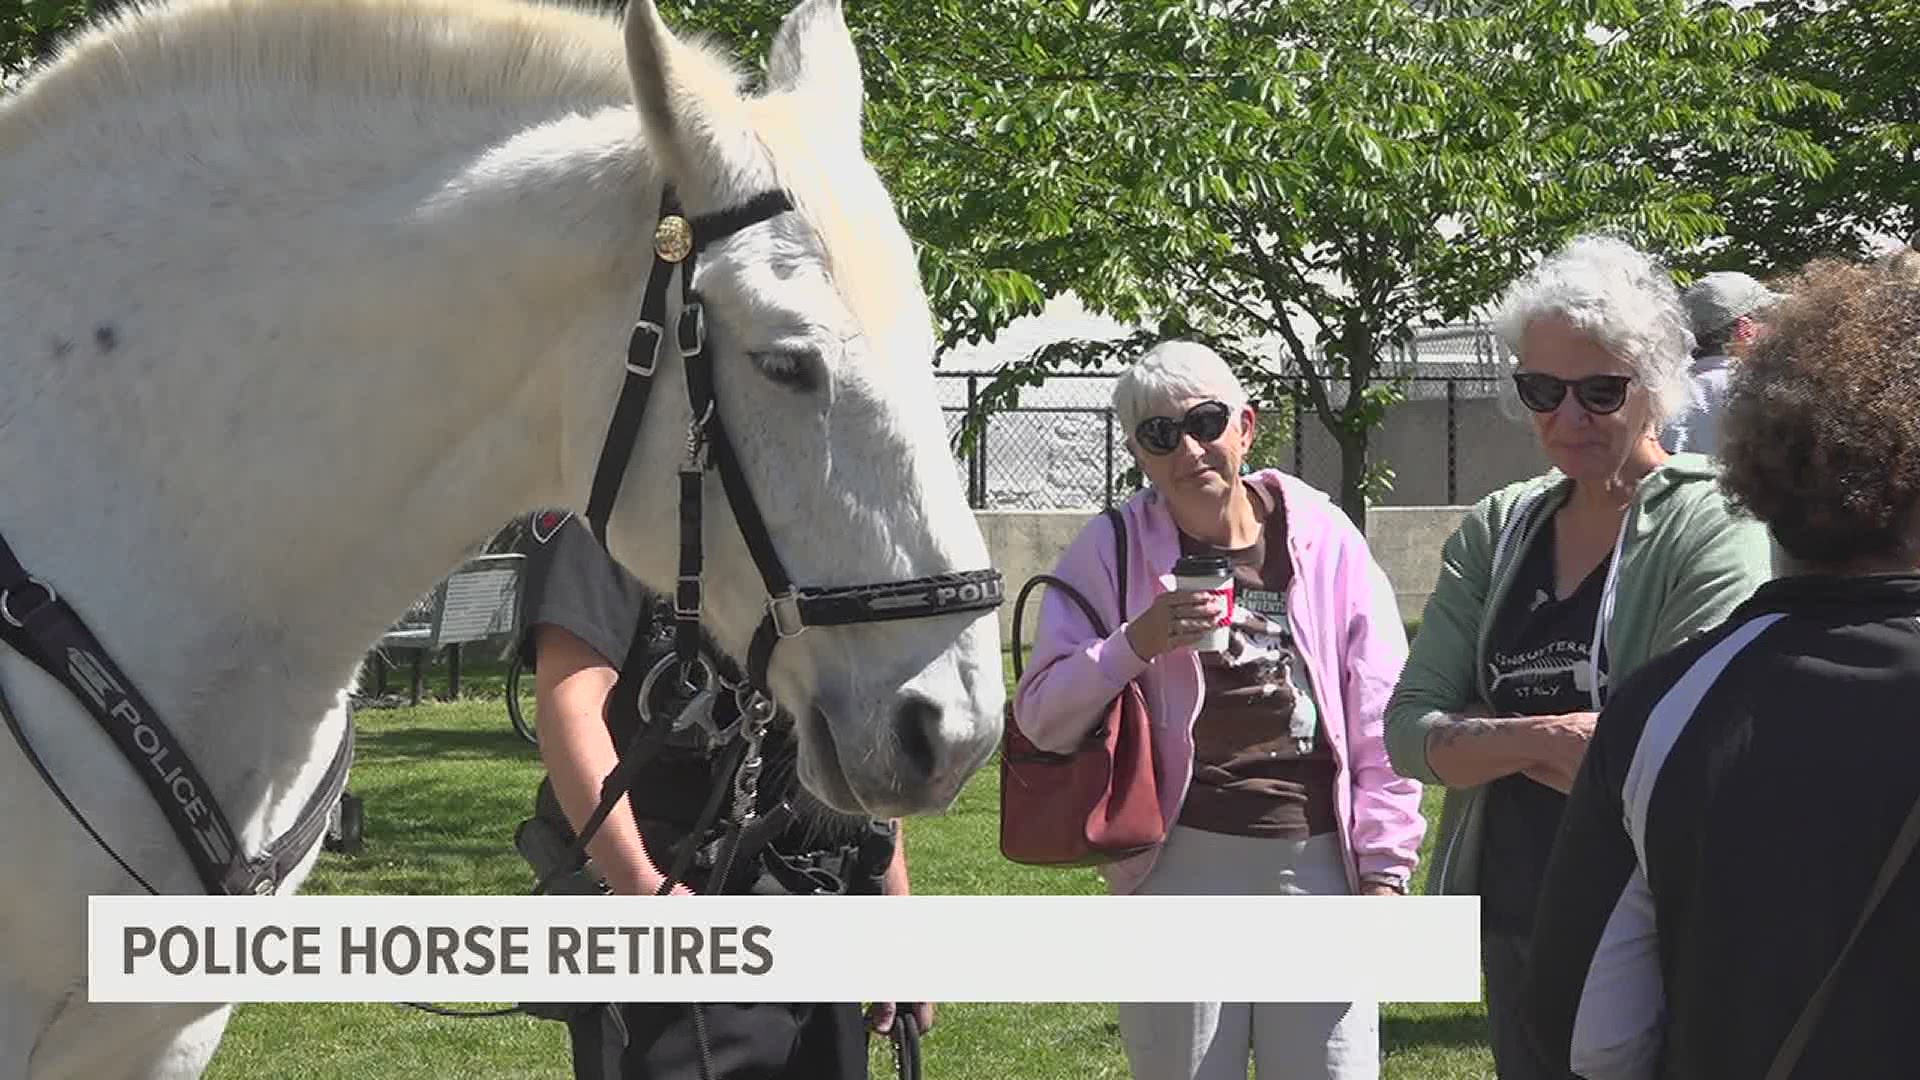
left=90, top=895, right=1479, bottom=1003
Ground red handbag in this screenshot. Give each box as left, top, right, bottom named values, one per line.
left=1000, top=509, right=1165, bottom=866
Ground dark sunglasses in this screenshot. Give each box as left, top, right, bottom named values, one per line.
left=1134, top=400, right=1234, bottom=455
left=1512, top=372, right=1633, bottom=416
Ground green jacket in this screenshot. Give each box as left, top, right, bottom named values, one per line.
left=1384, top=453, right=1772, bottom=896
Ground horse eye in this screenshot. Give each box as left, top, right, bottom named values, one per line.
left=748, top=348, right=824, bottom=393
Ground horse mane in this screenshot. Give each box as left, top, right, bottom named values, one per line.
left=0, top=0, right=743, bottom=141
left=751, top=92, right=933, bottom=360
left=1, top=0, right=922, bottom=365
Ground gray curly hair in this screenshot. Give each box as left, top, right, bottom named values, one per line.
left=1492, top=234, right=1695, bottom=430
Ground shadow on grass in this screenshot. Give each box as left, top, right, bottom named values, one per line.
left=1383, top=1007, right=1488, bottom=1052
left=354, top=724, right=537, bottom=763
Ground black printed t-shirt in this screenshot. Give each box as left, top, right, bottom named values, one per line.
left=1479, top=514, right=1609, bottom=935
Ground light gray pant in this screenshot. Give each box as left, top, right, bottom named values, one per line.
left=1117, top=827, right=1381, bottom=1080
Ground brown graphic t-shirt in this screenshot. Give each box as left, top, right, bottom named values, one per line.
left=1174, top=486, right=1338, bottom=839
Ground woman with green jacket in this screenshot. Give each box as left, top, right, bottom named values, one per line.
left=1382, top=235, right=1772, bottom=1079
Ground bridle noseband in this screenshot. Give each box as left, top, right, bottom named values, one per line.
left=583, top=186, right=1004, bottom=732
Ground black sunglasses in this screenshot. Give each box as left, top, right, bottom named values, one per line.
left=1512, top=372, right=1633, bottom=416
left=1134, top=400, right=1234, bottom=455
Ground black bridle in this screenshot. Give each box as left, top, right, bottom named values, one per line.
left=520, top=186, right=999, bottom=1079
left=537, top=184, right=1004, bottom=896
left=581, top=184, right=1002, bottom=769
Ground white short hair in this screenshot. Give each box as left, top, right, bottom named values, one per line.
left=1492, top=234, right=1694, bottom=429
left=1112, top=341, right=1249, bottom=437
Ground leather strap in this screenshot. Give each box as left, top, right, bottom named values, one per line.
left=1010, top=508, right=1127, bottom=680
left=0, top=529, right=352, bottom=895
left=585, top=189, right=682, bottom=545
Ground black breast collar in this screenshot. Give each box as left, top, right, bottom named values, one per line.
left=0, top=539, right=352, bottom=896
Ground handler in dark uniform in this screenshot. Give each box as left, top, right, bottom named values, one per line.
left=517, top=510, right=932, bottom=1079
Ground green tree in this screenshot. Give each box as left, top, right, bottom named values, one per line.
left=854, top=0, right=1833, bottom=527
left=1679, top=0, right=1918, bottom=274
left=11, top=1, right=1841, bottom=526
left=1, top=0, right=104, bottom=83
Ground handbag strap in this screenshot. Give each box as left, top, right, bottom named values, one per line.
left=1765, top=788, right=1920, bottom=1080
left=1010, top=509, right=1129, bottom=680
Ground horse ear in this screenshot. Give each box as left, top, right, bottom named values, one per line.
left=764, top=0, right=863, bottom=144
left=623, top=0, right=757, bottom=193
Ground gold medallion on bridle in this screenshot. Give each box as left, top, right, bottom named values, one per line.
left=654, top=215, right=694, bottom=263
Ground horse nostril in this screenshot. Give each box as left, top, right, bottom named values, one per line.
left=892, top=693, right=942, bottom=781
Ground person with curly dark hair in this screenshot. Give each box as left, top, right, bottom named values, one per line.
left=1526, top=259, right=1920, bottom=1080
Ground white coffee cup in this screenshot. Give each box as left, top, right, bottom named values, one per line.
left=1171, top=554, right=1234, bottom=653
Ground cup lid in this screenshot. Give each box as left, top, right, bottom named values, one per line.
left=1172, top=554, right=1231, bottom=576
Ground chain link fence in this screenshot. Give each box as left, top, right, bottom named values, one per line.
left=939, top=325, right=1537, bottom=510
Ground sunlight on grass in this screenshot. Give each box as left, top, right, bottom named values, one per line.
left=206, top=678, right=1489, bottom=1079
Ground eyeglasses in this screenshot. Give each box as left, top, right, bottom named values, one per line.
left=1134, top=400, right=1234, bottom=455
left=1511, top=372, right=1633, bottom=416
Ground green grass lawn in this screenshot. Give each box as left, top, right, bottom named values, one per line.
left=206, top=661, right=1490, bottom=1079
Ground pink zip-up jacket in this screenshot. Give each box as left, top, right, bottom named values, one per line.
left=1012, top=470, right=1425, bottom=894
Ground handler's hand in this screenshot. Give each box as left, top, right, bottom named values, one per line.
left=867, top=1001, right=935, bottom=1035
left=617, top=868, right=693, bottom=897
left=1124, top=588, right=1225, bottom=660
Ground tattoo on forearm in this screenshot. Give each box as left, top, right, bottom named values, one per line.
left=1429, top=717, right=1501, bottom=750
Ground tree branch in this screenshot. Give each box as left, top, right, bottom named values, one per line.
left=1211, top=218, right=1342, bottom=431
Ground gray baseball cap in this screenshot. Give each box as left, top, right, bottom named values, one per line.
left=1682, top=271, right=1786, bottom=337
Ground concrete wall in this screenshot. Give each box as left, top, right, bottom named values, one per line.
left=1287, top=396, right=1547, bottom=507
left=978, top=504, right=1466, bottom=646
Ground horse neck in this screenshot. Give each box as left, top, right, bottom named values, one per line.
left=245, top=110, right=667, bottom=676
left=2, top=105, right=666, bottom=842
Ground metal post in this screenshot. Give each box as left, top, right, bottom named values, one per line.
left=976, top=392, right=990, bottom=509
left=1291, top=393, right=1305, bottom=477
left=1103, top=409, right=1116, bottom=508
left=1446, top=379, right=1459, bottom=504
left=965, top=375, right=982, bottom=509
left=447, top=643, right=462, bottom=701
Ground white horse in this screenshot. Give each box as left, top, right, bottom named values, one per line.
left=0, top=0, right=1004, bottom=1074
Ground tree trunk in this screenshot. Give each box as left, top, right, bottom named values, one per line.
left=1337, top=427, right=1368, bottom=534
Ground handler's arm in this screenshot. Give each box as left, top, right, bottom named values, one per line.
left=533, top=623, right=688, bottom=896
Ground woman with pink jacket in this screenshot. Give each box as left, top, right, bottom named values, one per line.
left=1013, top=341, right=1424, bottom=1080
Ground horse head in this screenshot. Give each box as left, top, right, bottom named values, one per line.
left=592, top=0, right=1004, bottom=818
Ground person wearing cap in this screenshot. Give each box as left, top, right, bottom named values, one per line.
left=1877, top=232, right=1919, bottom=283
left=1012, top=340, right=1423, bottom=1079
left=1383, top=236, right=1771, bottom=1079
left=1657, top=270, right=1784, bottom=455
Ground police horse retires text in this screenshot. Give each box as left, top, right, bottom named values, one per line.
left=0, top=0, right=1005, bottom=1075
